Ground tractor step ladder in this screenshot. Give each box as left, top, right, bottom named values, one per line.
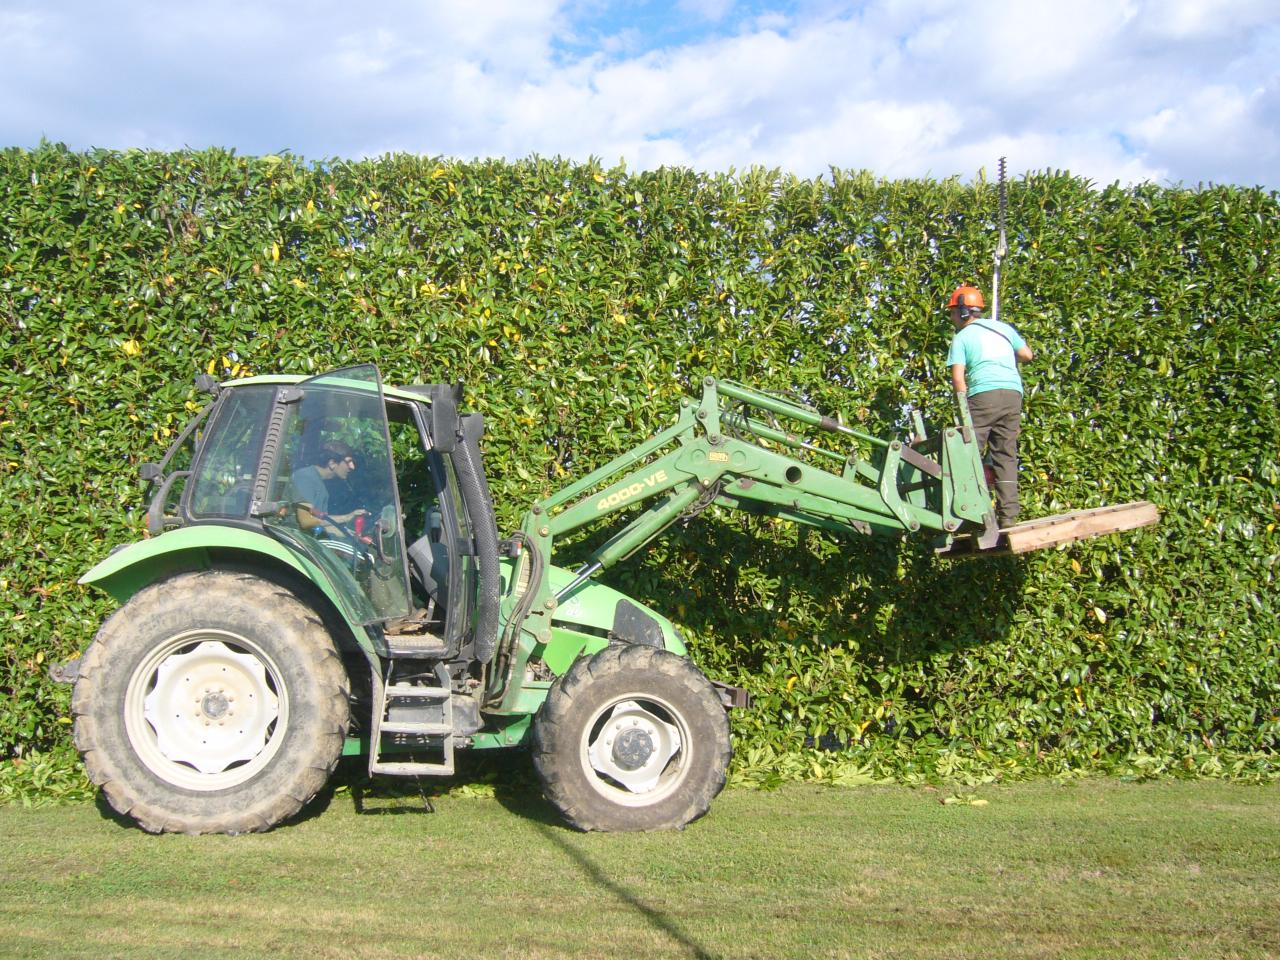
left=368, top=660, right=455, bottom=777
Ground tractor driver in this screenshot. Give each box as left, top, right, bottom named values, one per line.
left=288, top=446, right=369, bottom=538
left=946, top=285, right=1034, bottom=529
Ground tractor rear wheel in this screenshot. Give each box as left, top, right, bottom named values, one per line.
left=531, top=643, right=730, bottom=831
left=72, top=570, right=349, bottom=834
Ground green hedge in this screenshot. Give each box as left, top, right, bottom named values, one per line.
left=2, top=144, right=1277, bottom=797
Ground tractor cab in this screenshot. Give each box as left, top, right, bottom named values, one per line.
left=144, top=363, right=498, bottom=664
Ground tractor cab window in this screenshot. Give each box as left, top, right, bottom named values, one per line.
left=187, top=384, right=275, bottom=519
left=262, top=366, right=413, bottom=626
left=386, top=402, right=473, bottom=648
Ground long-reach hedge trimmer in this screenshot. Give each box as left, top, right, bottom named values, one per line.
left=991, top=156, right=1009, bottom=323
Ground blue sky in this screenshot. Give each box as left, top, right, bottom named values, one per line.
left=2, top=0, right=1277, bottom=188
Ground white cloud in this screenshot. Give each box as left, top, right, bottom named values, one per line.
left=0, top=0, right=1275, bottom=187
left=1130, top=81, right=1279, bottom=186
left=1135, top=0, right=1278, bottom=40
left=738, top=98, right=964, bottom=176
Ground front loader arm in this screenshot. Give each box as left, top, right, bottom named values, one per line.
left=486, top=377, right=994, bottom=711
left=530, top=377, right=993, bottom=568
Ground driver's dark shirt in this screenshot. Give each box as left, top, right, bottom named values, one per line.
left=288, top=465, right=329, bottom=515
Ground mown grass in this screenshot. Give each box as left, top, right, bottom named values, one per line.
left=1, top=777, right=1277, bottom=960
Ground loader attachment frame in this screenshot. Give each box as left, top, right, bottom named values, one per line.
left=488, top=377, right=997, bottom=712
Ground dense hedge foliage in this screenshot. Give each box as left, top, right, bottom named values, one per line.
left=2, top=144, right=1277, bottom=798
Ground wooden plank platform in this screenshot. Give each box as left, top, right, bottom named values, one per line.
left=937, top=501, right=1159, bottom=556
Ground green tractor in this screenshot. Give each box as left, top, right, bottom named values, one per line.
left=64, top=364, right=1152, bottom=834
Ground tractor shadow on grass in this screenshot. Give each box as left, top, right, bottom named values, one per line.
left=533, top=822, right=719, bottom=960
left=89, top=779, right=341, bottom=833
left=329, top=756, right=443, bottom=818
left=332, top=752, right=554, bottom=822
left=334, top=758, right=719, bottom=958
left=485, top=780, right=719, bottom=958
left=92, top=792, right=140, bottom=831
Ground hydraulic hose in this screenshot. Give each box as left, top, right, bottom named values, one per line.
left=453, top=414, right=501, bottom=664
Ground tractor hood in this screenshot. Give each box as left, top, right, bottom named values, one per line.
left=536, top=561, right=687, bottom=658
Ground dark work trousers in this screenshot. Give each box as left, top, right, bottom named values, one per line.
left=967, top=388, right=1022, bottom=527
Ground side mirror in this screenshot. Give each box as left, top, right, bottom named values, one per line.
left=139, top=463, right=163, bottom=483
left=430, top=392, right=459, bottom=453
left=194, top=374, right=221, bottom=396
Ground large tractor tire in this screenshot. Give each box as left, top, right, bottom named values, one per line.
left=72, top=570, right=349, bottom=834
left=531, top=643, right=730, bottom=832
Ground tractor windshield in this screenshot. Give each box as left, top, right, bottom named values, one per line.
left=262, top=365, right=413, bottom=626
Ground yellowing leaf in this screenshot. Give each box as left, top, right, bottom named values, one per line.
left=271, top=242, right=280, bottom=262
left=120, top=339, right=141, bottom=357
left=942, top=794, right=987, bottom=806
left=1070, top=558, right=1081, bottom=574
left=1093, top=606, right=1107, bottom=624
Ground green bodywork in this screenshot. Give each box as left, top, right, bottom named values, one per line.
left=82, top=526, right=355, bottom=624
left=79, top=368, right=992, bottom=761
left=81, top=527, right=685, bottom=748
left=82, top=531, right=682, bottom=657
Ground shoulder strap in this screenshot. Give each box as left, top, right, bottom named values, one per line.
left=969, top=321, right=1014, bottom=347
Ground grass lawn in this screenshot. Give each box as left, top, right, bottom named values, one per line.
left=1, top=776, right=1277, bottom=959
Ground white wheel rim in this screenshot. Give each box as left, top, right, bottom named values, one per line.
left=581, top=695, right=690, bottom=806
left=124, top=629, right=288, bottom=792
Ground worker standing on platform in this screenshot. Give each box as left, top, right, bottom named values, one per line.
left=946, top=285, right=1034, bottom=529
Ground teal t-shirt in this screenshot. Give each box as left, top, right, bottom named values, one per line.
left=947, top=317, right=1026, bottom=396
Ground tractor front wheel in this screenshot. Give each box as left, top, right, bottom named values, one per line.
left=72, top=570, right=349, bottom=834
left=531, top=644, right=730, bottom=831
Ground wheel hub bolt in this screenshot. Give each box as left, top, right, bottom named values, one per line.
left=201, top=691, right=231, bottom=720
left=612, top=728, right=654, bottom=770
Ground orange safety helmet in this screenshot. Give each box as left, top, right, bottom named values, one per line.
left=947, top=285, right=985, bottom=310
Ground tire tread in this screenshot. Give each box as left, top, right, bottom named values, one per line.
left=531, top=644, right=730, bottom=832
left=72, top=570, right=349, bottom=835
